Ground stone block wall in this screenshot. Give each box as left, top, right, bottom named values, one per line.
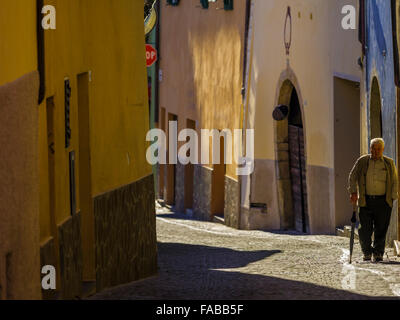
left=40, top=237, right=58, bottom=300
left=58, top=212, right=83, bottom=299
left=94, top=174, right=158, bottom=292
left=193, top=165, right=212, bottom=221
left=175, top=163, right=185, bottom=213
left=224, top=176, right=240, bottom=229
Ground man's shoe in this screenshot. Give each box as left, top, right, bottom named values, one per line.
left=373, top=254, right=383, bottom=262
left=363, top=255, right=372, bottom=261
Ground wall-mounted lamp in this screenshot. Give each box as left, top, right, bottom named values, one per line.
left=272, top=105, right=289, bottom=121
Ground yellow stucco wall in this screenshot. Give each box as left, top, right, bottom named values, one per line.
left=0, top=1, right=37, bottom=85
left=0, top=0, right=151, bottom=297
left=159, top=0, right=246, bottom=180
left=39, top=0, right=152, bottom=242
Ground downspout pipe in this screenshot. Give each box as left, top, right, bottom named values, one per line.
left=37, top=0, right=45, bottom=104
left=155, top=0, right=160, bottom=124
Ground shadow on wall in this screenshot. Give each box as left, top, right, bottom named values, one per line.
left=91, top=242, right=385, bottom=300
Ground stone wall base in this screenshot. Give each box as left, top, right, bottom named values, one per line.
left=175, top=163, right=185, bottom=213
left=40, top=237, right=58, bottom=300
left=58, top=212, right=83, bottom=299
left=225, top=176, right=240, bottom=229
left=193, top=165, right=212, bottom=221
left=94, top=174, right=158, bottom=292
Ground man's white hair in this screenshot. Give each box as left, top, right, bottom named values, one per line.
left=370, top=138, right=385, bottom=148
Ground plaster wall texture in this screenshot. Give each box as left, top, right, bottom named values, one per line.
left=245, top=0, right=361, bottom=233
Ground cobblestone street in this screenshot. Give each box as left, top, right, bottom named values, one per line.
left=92, top=203, right=400, bottom=300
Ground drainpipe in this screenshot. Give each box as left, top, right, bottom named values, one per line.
left=239, top=0, right=253, bottom=229
left=37, top=0, right=45, bottom=104
left=155, top=0, right=160, bottom=124
left=241, top=0, right=251, bottom=101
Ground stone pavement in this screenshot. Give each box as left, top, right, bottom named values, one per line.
left=91, top=203, right=400, bottom=300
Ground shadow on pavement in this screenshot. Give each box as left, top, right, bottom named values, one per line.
left=158, top=242, right=282, bottom=270
left=90, top=242, right=398, bottom=300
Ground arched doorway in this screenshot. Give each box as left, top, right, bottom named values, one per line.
left=370, top=77, right=383, bottom=139
left=275, top=80, right=309, bottom=233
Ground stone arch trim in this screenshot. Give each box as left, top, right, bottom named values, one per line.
left=273, top=67, right=309, bottom=232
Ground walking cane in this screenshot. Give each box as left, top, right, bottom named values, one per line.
left=349, top=203, right=357, bottom=264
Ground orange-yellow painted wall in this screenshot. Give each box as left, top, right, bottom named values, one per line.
left=159, top=0, right=246, bottom=180
left=0, top=1, right=37, bottom=85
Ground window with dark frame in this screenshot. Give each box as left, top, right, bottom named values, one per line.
left=166, top=0, right=179, bottom=6
left=200, top=0, right=209, bottom=9
left=224, top=0, right=233, bottom=10
left=199, top=0, right=233, bottom=10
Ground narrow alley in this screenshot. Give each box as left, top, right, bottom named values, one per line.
left=92, top=202, right=400, bottom=300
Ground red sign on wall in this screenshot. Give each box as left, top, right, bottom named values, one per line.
left=146, top=44, right=157, bottom=67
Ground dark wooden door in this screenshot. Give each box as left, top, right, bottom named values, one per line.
left=211, top=137, right=226, bottom=217
left=289, top=125, right=307, bottom=233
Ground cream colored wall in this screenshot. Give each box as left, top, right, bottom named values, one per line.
left=250, top=0, right=360, bottom=167
left=247, top=0, right=361, bottom=233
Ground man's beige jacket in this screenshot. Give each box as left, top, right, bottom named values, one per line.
left=348, top=154, right=398, bottom=208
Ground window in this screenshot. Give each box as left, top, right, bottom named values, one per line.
left=224, top=0, right=233, bottom=10
left=200, top=0, right=232, bottom=10
left=200, top=0, right=209, bottom=9
left=167, top=0, right=179, bottom=6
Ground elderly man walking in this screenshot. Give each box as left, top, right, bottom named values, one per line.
left=348, top=138, right=398, bottom=262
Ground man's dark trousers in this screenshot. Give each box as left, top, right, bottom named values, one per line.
left=359, top=196, right=392, bottom=257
